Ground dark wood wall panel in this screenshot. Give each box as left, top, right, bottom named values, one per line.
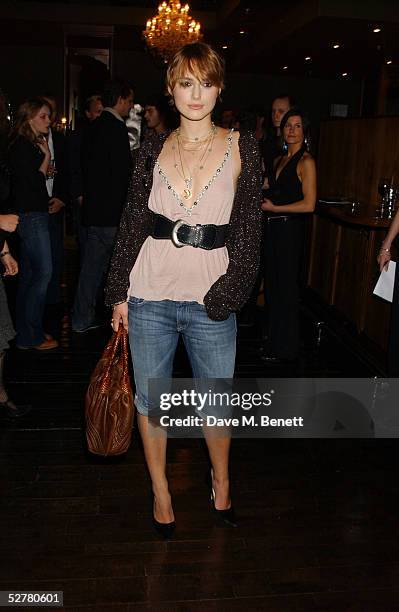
left=318, top=117, right=399, bottom=216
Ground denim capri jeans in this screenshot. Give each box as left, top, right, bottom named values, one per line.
left=128, top=297, right=236, bottom=416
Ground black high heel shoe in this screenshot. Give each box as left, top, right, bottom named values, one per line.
left=152, top=517, right=176, bottom=540
left=152, top=497, right=175, bottom=540
left=209, top=470, right=238, bottom=528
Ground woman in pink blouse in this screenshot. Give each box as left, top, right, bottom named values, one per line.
left=107, top=43, right=262, bottom=538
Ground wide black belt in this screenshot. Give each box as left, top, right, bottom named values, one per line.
left=151, top=214, right=228, bottom=250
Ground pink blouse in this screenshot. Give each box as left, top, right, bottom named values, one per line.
left=128, top=131, right=235, bottom=304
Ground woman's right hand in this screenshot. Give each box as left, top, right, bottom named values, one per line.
left=0, top=214, right=19, bottom=233
left=36, top=135, right=50, bottom=157
left=111, top=302, right=128, bottom=333
left=378, top=248, right=391, bottom=272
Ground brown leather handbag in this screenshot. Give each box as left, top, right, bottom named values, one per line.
left=85, top=326, right=134, bottom=456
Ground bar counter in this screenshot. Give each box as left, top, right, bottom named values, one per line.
left=307, top=201, right=397, bottom=369
left=317, top=202, right=392, bottom=228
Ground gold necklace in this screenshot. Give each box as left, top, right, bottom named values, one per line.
left=176, top=122, right=216, bottom=143
left=173, top=128, right=216, bottom=200
left=175, top=133, right=207, bottom=199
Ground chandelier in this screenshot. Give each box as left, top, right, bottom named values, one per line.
left=143, top=1, right=203, bottom=63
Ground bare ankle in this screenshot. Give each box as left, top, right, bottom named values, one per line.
left=153, top=492, right=174, bottom=523
left=211, top=470, right=229, bottom=487
left=152, top=481, right=170, bottom=498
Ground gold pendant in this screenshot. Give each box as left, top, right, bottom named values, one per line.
left=183, top=188, right=192, bottom=200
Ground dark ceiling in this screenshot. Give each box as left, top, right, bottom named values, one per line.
left=204, top=0, right=399, bottom=79
left=19, top=0, right=226, bottom=8
left=5, top=0, right=399, bottom=79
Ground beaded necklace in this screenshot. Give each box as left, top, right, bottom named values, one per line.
left=173, top=124, right=216, bottom=200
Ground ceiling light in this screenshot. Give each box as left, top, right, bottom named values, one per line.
left=239, top=30, right=245, bottom=34
left=143, top=1, right=202, bottom=62
left=373, top=27, right=381, bottom=33
left=283, top=65, right=288, bottom=70
left=222, top=45, right=228, bottom=49
left=305, top=56, right=311, bottom=61
left=386, top=60, right=392, bottom=65
left=342, top=72, right=348, bottom=77
left=333, top=44, right=340, bottom=49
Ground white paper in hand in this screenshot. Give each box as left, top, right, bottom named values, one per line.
left=373, top=260, right=396, bottom=302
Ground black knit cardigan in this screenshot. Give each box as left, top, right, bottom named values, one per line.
left=105, top=130, right=263, bottom=321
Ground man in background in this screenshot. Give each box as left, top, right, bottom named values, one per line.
left=68, top=95, right=104, bottom=264
left=143, top=93, right=176, bottom=138
left=84, top=95, right=103, bottom=122
left=72, top=80, right=133, bottom=333
left=262, top=94, right=295, bottom=186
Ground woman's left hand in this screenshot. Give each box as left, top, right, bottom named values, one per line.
left=261, top=198, right=275, bottom=212
left=377, top=249, right=391, bottom=272
left=2, top=253, right=18, bottom=276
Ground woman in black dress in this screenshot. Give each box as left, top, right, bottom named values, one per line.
left=261, top=108, right=316, bottom=363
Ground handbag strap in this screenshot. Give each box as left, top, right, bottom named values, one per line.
left=100, top=326, right=129, bottom=393
left=120, top=328, right=131, bottom=393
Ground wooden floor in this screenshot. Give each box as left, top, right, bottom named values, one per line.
left=1, top=254, right=399, bottom=611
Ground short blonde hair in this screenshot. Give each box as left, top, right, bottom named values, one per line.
left=166, top=42, right=225, bottom=93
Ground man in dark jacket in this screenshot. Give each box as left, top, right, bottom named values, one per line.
left=72, top=79, right=133, bottom=332
left=67, top=95, right=104, bottom=265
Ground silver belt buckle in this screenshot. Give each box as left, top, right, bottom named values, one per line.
left=171, top=219, right=186, bottom=248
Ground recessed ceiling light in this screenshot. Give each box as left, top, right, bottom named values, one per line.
left=333, top=43, right=340, bottom=49
left=373, top=27, right=381, bottom=33
left=386, top=59, right=393, bottom=65
left=305, top=56, right=311, bottom=61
